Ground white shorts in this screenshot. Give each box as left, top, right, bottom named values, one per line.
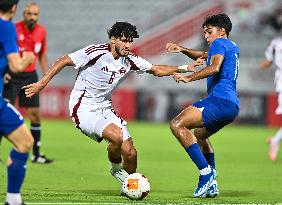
left=69, top=105, right=131, bottom=143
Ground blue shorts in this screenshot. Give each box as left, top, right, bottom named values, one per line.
left=193, top=96, right=239, bottom=134
left=0, top=98, right=24, bottom=137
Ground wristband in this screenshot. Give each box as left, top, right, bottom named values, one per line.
left=178, top=65, right=188, bottom=73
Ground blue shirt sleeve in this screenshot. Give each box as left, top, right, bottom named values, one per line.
left=210, top=39, right=225, bottom=57
left=1, top=22, right=18, bottom=55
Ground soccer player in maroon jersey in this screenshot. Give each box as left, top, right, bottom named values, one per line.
left=3, top=2, right=53, bottom=164
left=23, top=21, right=201, bottom=188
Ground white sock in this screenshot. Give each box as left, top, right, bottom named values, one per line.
left=272, top=128, right=282, bottom=144
left=110, top=162, right=122, bottom=172
left=199, top=165, right=212, bottom=175
left=6, top=193, right=22, bottom=205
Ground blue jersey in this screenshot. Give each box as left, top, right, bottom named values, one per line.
left=0, top=18, right=18, bottom=99
left=0, top=19, right=23, bottom=136
left=206, top=38, right=240, bottom=107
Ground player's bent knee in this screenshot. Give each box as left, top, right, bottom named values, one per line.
left=15, top=137, right=34, bottom=153
left=19, top=134, right=34, bottom=153
left=170, top=119, right=182, bottom=134
left=109, top=130, right=123, bottom=147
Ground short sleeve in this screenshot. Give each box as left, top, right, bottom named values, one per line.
left=68, top=46, right=92, bottom=69
left=40, top=27, right=47, bottom=55
left=128, top=54, right=152, bottom=75
left=1, top=23, right=18, bottom=55
left=210, top=39, right=226, bottom=57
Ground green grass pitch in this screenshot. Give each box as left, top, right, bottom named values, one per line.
left=1, top=120, right=282, bottom=204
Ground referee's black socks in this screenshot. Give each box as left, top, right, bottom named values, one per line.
left=30, top=123, right=41, bottom=157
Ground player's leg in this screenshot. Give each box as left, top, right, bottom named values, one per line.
left=1, top=102, right=33, bottom=205
left=19, top=72, right=53, bottom=164
left=194, top=128, right=219, bottom=198
left=102, top=123, right=129, bottom=183
left=70, top=103, right=130, bottom=184
left=1, top=73, right=19, bottom=157
left=267, top=128, right=282, bottom=161
left=25, top=106, right=53, bottom=164
left=121, top=136, right=137, bottom=174
left=170, top=105, right=213, bottom=197
left=267, top=92, right=282, bottom=161
left=194, top=128, right=214, bottom=169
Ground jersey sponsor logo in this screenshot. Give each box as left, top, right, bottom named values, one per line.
left=101, top=66, right=109, bottom=72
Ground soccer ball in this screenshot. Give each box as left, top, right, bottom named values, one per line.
left=121, top=173, right=150, bottom=200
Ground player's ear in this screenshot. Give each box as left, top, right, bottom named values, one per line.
left=11, top=4, right=17, bottom=15
left=110, top=37, right=116, bottom=44
left=219, top=28, right=226, bottom=37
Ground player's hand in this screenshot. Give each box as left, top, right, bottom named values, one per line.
left=22, top=51, right=35, bottom=65
left=260, top=59, right=272, bottom=69
left=165, top=43, right=182, bottom=53
left=22, top=82, right=45, bottom=98
left=173, top=73, right=190, bottom=83
left=193, top=57, right=205, bottom=67
left=3, top=73, right=11, bottom=84
left=184, top=57, right=205, bottom=72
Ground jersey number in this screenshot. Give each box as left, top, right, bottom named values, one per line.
left=108, top=72, right=115, bottom=84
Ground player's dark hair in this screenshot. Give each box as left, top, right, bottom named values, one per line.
left=108, top=22, right=139, bottom=40
left=202, top=13, right=232, bottom=36
left=0, top=0, right=19, bottom=13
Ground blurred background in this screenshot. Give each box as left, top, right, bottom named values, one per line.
left=13, top=0, right=282, bottom=126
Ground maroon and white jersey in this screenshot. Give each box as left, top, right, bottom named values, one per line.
left=265, top=36, right=282, bottom=92
left=68, top=43, right=152, bottom=109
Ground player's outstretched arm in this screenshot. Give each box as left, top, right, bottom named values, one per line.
left=173, top=54, right=223, bottom=83
left=166, top=43, right=208, bottom=60
left=148, top=64, right=192, bottom=77
left=260, top=59, right=272, bottom=70
left=148, top=57, right=205, bottom=77
left=23, top=55, right=74, bottom=98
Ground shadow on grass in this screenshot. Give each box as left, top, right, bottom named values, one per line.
left=222, top=190, right=255, bottom=197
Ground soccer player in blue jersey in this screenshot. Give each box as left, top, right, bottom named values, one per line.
left=166, top=13, right=240, bottom=198
left=0, top=0, right=35, bottom=204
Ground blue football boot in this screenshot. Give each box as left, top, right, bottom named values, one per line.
left=193, top=169, right=214, bottom=197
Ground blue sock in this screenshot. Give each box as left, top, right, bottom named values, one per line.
left=7, top=149, right=29, bottom=193
left=185, top=143, right=209, bottom=170
left=204, top=153, right=215, bottom=169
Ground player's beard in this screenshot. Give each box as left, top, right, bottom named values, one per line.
left=115, top=46, right=129, bottom=57
left=24, top=19, right=37, bottom=30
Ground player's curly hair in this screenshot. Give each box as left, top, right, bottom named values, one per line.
left=108, top=22, right=139, bottom=40
left=202, top=13, right=232, bottom=36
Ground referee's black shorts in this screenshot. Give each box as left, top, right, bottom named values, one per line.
left=3, top=71, right=39, bottom=108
